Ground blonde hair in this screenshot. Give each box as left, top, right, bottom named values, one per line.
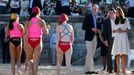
left=10, top=13, right=18, bottom=20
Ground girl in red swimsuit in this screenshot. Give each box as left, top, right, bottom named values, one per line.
left=56, top=14, right=74, bottom=75
left=24, top=6, right=50, bottom=75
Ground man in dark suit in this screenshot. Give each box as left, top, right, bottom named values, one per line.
left=82, top=4, right=101, bottom=74
left=0, top=24, right=10, bottom=63
left=103, top=8, right=116, bottom=73
left=28, top=0, right=42, bottom=14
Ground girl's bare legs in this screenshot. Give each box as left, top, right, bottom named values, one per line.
left=16, top=44, right=22, bottom=75
left=65, top=48, right=72, bottom=74
left=9, top=43, right=16, bottom=75
left=116, top=55, right=120, bottom=74
left=121, top=54, right=126, bottom=74
left=56, top=49, right=63, bottom=75
left=32, top=43, right=42, bottom=75
left=25, top=44, right=33, bottom=75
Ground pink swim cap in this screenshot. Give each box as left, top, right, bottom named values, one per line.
left=32, top=6, right=41, bottom=14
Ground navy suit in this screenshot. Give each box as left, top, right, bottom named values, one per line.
left=103, top=18, right=116, bottom=72
left=82, top=14, right=101, bottom=41
left=82, top=13, right=102, bottom=71
left=103, top=18, right=112, bottom=41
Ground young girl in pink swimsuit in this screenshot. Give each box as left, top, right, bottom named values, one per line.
left=56, top=14, right=74, bottom=75
left=24, top=6, right=50, bottom=75
left=6, top=13, right=24, bottom=75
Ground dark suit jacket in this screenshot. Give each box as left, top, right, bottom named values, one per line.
left=103, top=18, right=113, bottom=42
left=82, top=14, right=101, bottom=41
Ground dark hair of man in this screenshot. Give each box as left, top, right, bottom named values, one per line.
left=109, top=7, right=116, bottom=14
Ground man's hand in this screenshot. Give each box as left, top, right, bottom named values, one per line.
left=91, top=28, right=98, bottom=33
left=98, top=29, right=102, bottom=35
left=103, top=41, right=109, bottom=47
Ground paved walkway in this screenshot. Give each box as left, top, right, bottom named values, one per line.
left=0, top=64, right=134, bottom=75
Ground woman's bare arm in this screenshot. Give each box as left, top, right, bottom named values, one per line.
left=40, top=19, right=50, bottom=35
left=71, top=27, right=74, bottom=44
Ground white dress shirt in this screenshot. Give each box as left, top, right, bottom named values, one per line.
left=110, top=18, right=116, bottom=37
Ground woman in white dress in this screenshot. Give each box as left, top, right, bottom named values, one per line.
left=112, top=7, right=131, bottom=74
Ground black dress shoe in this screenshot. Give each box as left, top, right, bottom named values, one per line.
left=85, top=71, right=98, bottom=74
left=91, top=71, right=98, bottom=74
left=114, top=69, right=117, bottom=72
left=85, top=71, right=92, bottom=74
left=102, top=68, right=106, bottom=71
left=132, top=71, right=134, bottom=73
left=108, top=71, right=113, bottom=73
left=107, top=69, right=113, bottom=73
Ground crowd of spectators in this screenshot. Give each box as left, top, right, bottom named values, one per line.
left=0, top=0, right=133, bottom=18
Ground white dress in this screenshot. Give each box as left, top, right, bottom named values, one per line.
left=111, top=19, right=131, bottom=55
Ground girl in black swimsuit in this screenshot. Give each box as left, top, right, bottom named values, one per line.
left=6, top=13, right=24, bottom=75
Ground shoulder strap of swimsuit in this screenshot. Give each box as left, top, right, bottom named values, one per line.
left=59, top=24, right=71, bottom=40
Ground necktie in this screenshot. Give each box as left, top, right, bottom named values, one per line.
left=94, top=15, right=97, bottom=28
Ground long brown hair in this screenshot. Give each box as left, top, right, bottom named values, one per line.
left=115, top=7, right=126, bottom=25
left=9, top=13, right=18, bottom=30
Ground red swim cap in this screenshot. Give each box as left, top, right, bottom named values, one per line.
left=59, top=14, right=68, bottom=25
left=32, top=6, right=41, bottom=14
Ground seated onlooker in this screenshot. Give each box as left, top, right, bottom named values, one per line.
left=43, top=4, right=50, bottom=15
left=61, top=0, right=71, bottom=15
left=0, top=0, right=8, bottom=14
left=10, top=0, right=21, bottom=15
left=81, top=6, right=87, bottom=15
left=70, top=1, right=80, bottom=16
left=43, top=2, right=56, bottom=15
left=84, top=0, right=92, bottom=14
left=100, top=2, right=107, bottom=17
left=55, top=0, right=62, bottom=15
left=42, top=0, right=50, bottom=15
left=20, top=0, right=29, bottom=16
left=49, top=2, right=56, bottom=15
left=126, top=0, right=134, bottom=18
